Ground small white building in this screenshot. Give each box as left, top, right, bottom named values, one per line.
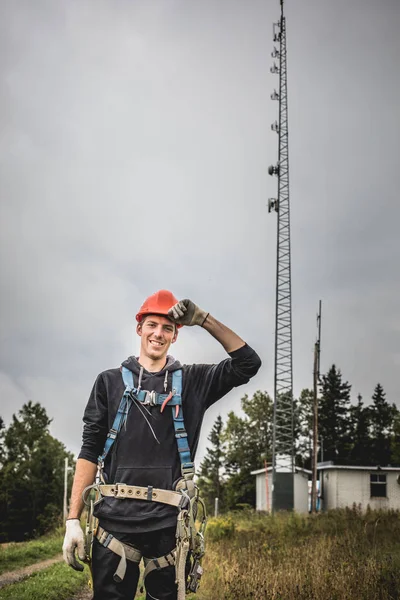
left=318, top=464, right=400, bottom=511
left=251, top=466, right=311, bottom=513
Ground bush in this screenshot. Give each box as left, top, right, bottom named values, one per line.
left=206, top=516, right=236, bottom=542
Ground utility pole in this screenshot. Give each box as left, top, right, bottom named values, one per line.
left=268, top=0, right=295, bottom=511
left=63, top=457, right=69, bottom=523
left=265, top=459, right=270, bottom=512
left=63, top=458, right=73, bottom=523
left=311, top=301, right=322, bottom=513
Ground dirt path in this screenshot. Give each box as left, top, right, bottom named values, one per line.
left=69, top=586, right=92, bottom=600
left=0, top=554, right=63, bottom=589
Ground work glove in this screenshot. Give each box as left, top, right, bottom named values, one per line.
left=62, top=518, right=86, bottom=572
left=168, top=299, right=209, bottom=327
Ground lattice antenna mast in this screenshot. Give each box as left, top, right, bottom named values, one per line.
left=268, top=0, right=294, bottom=511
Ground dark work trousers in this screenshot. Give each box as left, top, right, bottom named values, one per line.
left=92, top=526, right=177, bottom=600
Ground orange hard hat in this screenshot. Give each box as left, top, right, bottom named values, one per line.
left=136, top=290, right=182, bottom=327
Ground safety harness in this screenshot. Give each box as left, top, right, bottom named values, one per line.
left=82, top=366, right=207, bottom=598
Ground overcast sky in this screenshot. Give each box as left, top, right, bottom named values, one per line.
left=1, top=0, right=399, bottom=466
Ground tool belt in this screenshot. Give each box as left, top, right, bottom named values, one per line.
left=98, top=483, right=187, bottom=507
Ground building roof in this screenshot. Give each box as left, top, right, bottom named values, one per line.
left=317, top=464, right=400, bottom=472
left=251, top=466, right=312, bottom=476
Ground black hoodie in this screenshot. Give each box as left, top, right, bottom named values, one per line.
left=78, top=343, right=261, bottom=533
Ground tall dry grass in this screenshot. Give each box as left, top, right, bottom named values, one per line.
left=196, top=507, right=400, bottom=600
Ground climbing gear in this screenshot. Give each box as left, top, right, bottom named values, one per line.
left=82, top=365, right=207, bottom=598
left=136, top=289, right=183, bottom=327
left=82, top=485, right=99, bottom=587
left=174, top=489, right=207, bottom=595
left=98, top=484, right=187, bottom=507
left=168, top=299, right=209, bottom=328
left=91, top=501, right=206, bottom=598
left=95, top=526, right=142, bottom=582
left=94, top=526, right=176, bottom=582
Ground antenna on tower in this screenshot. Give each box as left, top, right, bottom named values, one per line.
left=268, top=0, right=294, bottom=511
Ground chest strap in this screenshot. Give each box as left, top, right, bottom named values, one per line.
left=98, top=366, right=194, bottom=479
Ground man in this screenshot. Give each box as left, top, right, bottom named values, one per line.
left=63, top=290, right=261, bottom=600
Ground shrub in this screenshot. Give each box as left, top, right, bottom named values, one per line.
left=206, top=516, right=236, bottom=542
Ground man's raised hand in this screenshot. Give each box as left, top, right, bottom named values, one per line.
left=168, top=299, right=209, bottom=327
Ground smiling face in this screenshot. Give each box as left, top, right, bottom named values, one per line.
left=136, top=314, right=178, bottom=363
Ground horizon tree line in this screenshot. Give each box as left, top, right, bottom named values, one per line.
left=197, top=364, right=400, bottom=513
left=0, top=365, right=399, bottom=539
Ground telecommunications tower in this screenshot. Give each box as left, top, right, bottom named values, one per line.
left=268, top=0, right=294, bottom=510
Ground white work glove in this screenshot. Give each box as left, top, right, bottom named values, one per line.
left=168, top=299, right=209, bottom=327
left=62, top=518, right=86, bottom=572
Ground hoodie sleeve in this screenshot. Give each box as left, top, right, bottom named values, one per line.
left=185, top=343, right=262, bottom=409
left=78, top=373, right=109, bottom=464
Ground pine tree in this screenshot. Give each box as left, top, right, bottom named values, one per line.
left=391, top=409, right=400, bottom=466
left=348, top=394, right=371, bottom=465
left=319, top=365, right=351, bottom=463
left=369, top=384, right=396, bottom=465
left=295, top=388, right=314, bottom=469
left=197, top=415, right=224, bottom=513
left=223, top=391, right=273, bottom=509
left=241, top=391, right=273, bottom=468
left=0, top=417, right=5, bottom=466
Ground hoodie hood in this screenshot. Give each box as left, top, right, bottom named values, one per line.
left=122, top=355, right=182, bottom=376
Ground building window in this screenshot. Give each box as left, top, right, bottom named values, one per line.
left=370, top=474, right=387, bottom=498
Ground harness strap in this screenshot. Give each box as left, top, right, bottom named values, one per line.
left=121, top=367, right=182, bottom=405
left=96, top=527, right=142, bottom=582
left=171, top=370, right=195, bottom=478
left=88, top=365, right=206, bottom=592
left=96, top=527, right=176, bottom=582
left=143, top=551, right=176, bottom=579
left=99, top=393, right=131, bottom=466
left=98, top=367, right=186, bottom=467
left=116, top=366, right=195, bottom=477
left=99, top=484, right=188, bottom=508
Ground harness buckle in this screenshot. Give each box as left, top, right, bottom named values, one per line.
left=143, top=390, right=157, bottom=406
left=112, top=483, right=127, bottom=498
left=178, top=490, right=190, bottom=509
left=107, top=428, right=118, bottom=440
left=181, top=463, right=195, bottom=477
left=103, top=533, right=113, bottom=548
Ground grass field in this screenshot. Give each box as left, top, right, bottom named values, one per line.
left=0, top=529, right=63, bottom=575
left=2, top=508, right=399, bottom=599
left=0, top=562, right=87, bottom=600
left=196, top=507, right=400, bottom=600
